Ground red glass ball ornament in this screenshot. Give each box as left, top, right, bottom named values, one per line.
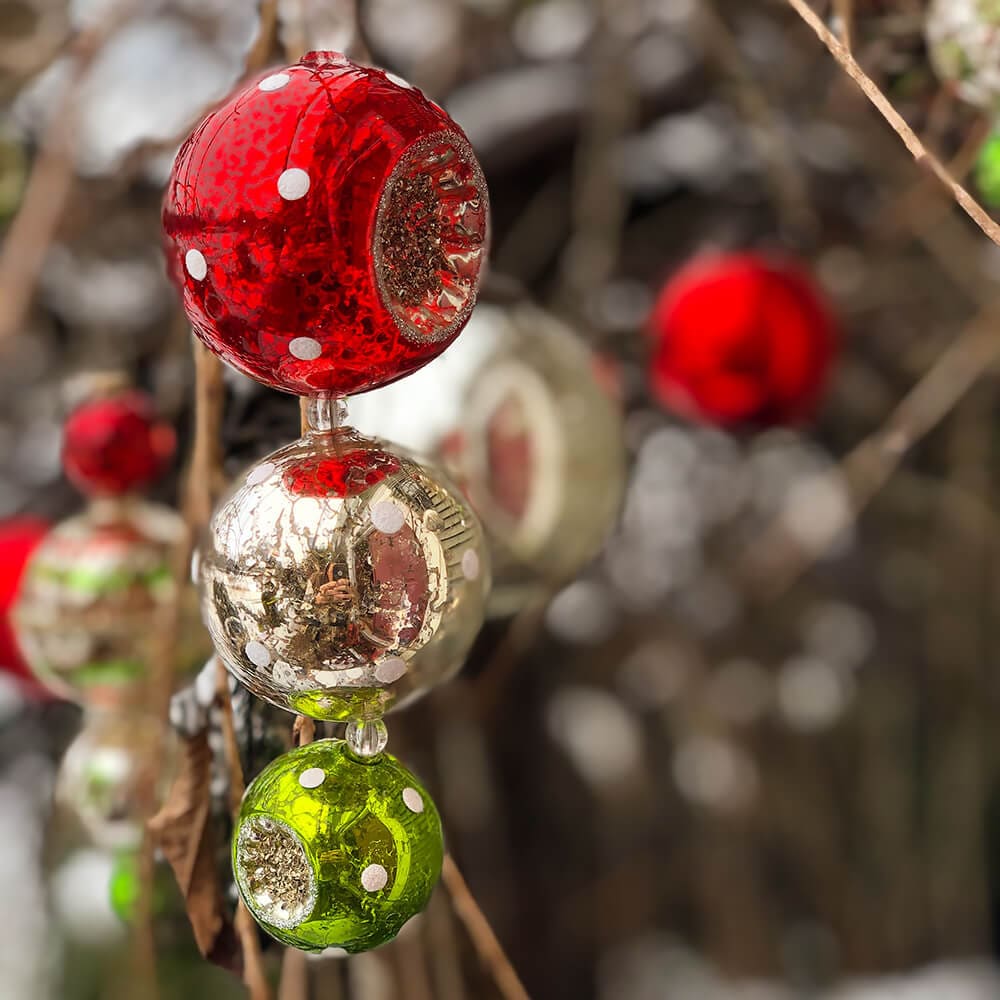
left=648, top=253, right=837, bottom=427
left=62, top=391, right=177, bottom=497
left=162, top=51, right=489, bottom=397
left=0, top=517, right=48, bottom=687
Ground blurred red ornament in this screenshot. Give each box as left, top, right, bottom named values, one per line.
left=0, top=517, right=48, bottom=687
left=648, top=253, right=837, bottom=427
left=62, top=390, right=176, bottom=497
left=162, top=50, right=489, bottom=397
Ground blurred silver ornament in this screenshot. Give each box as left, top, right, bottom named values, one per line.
left=351, top=303, right=626, bottom=614
left=57, top=711, right=178, bottom=850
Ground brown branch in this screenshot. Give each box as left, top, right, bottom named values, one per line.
left=216, top=658, right=274, bottom=1000
left=699, top=0, right=818, bottom=237
left=0, top=9, right=131, bottom=351
left=738, top=312, right=1000, bottom=597
left=782, top=0, right=1000, bottom=248
left=832, top=0, right=853, bottom=48
left=440, top=854, right=531, bottom=1000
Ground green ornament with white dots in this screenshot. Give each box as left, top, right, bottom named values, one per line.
left=232, top=737, right=443, bottom=953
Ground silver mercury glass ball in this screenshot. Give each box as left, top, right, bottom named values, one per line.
left=197, top=417, right=489, bottom=722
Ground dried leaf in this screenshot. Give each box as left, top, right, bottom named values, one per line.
left=148, top=730, right=241, bottom=972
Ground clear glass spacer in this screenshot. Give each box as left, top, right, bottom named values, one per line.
left=345, top=718, right=388, bottom=761
left=303, top=395, right=348, bottom=434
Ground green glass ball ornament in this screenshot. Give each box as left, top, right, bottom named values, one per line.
left=232, top=737, right=443, bottom=953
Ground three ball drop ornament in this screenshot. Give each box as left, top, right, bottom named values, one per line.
left=162, top=50, right=489, bottom=396
left=197, top=404, right=489, bottom=722
left=232, top=738, right=443, bottom=952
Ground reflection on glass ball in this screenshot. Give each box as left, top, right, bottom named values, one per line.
left=58, top=711, right=178, bottom=850
left=233, top=739, right=443, bottom=952
left=198, top=426, right=489, bottom=722
left=926, top=0, right=1000, bottom=109
left=349, top=303, right=626, bottom=614
left=12, top=501, right=209, bottom=706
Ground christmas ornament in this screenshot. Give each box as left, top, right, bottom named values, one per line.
left=62, top=389, right=176, bottom=497
left=232, top=738, right=442, bottom=952
left=648, top=252, right=837, bottom=428
left=13, top=500, right=206, bottom=705
left=165, top=49, right=491, bottom=954
left=57, top=711, right=178, bottom=850
left=925, top=0, right=1000, bottom=110
left=162, top=50, right=489, bottom=396
left=0, top=516, right=48, bottom=688
left=198, top=408, right=488, bottom=722
left=13, top=387, right=207, bottom=705
left=975, top=126, right=1000, bottom=206
left=350, top=303, right=626, bottom=614
left=108, top=851, right=179, bottom=924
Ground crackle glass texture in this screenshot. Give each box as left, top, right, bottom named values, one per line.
left=233, top=739, right=443, bottom=952
left=198, top=426, right=489, bottom=722
left=162, top=50, right=489, bottom=396
left=12, top=501, right=208, bottom=706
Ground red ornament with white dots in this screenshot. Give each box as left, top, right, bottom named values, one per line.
left=648, top=252, right=838, bottom=428
left=162, top=51, right=489, bottom=397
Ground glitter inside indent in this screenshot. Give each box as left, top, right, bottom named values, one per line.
left=374, top=131, right=488, bottom=346
left=236, top=815, right=317, bottom=930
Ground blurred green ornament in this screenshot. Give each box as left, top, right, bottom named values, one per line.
left=233, top=738, right=443, bottom=953
left=108, top=851, right=177, bottom=924
left=976, top=129, right=1000, bottom=206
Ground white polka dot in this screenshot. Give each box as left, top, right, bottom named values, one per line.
left=385, top=71, right=413, bottom=89
left=361, top=863, right=388, bottom=892
left=244, top=641, right=271, bottom=667
left=298, top=767, right=326, bottom=789
left=461, top=549, right=480, bottom=580
left=185, top=249, right=207, bottom=280
left=258, top=73, right=290, bottom=92
left=289, top=337, right=322, bottom=361
left=370, top=500, right=405, bottom=534
left=374, top=656, right=407, bottom=684
left=402, top=787, right=424, bottom=813
left=278, top=167, right=311, bottom=200
left=246, top=461, right=276, bottom=486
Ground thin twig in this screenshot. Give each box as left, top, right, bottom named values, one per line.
left=738, top=312, right=1000, bottom=596
left=441, top=854, right=531, bottom=1000
left=832, top=0, right=853, bottom=48
left=699, top=0, right=818, bottom=237
left=782, top=0, right=1000, bottom=248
